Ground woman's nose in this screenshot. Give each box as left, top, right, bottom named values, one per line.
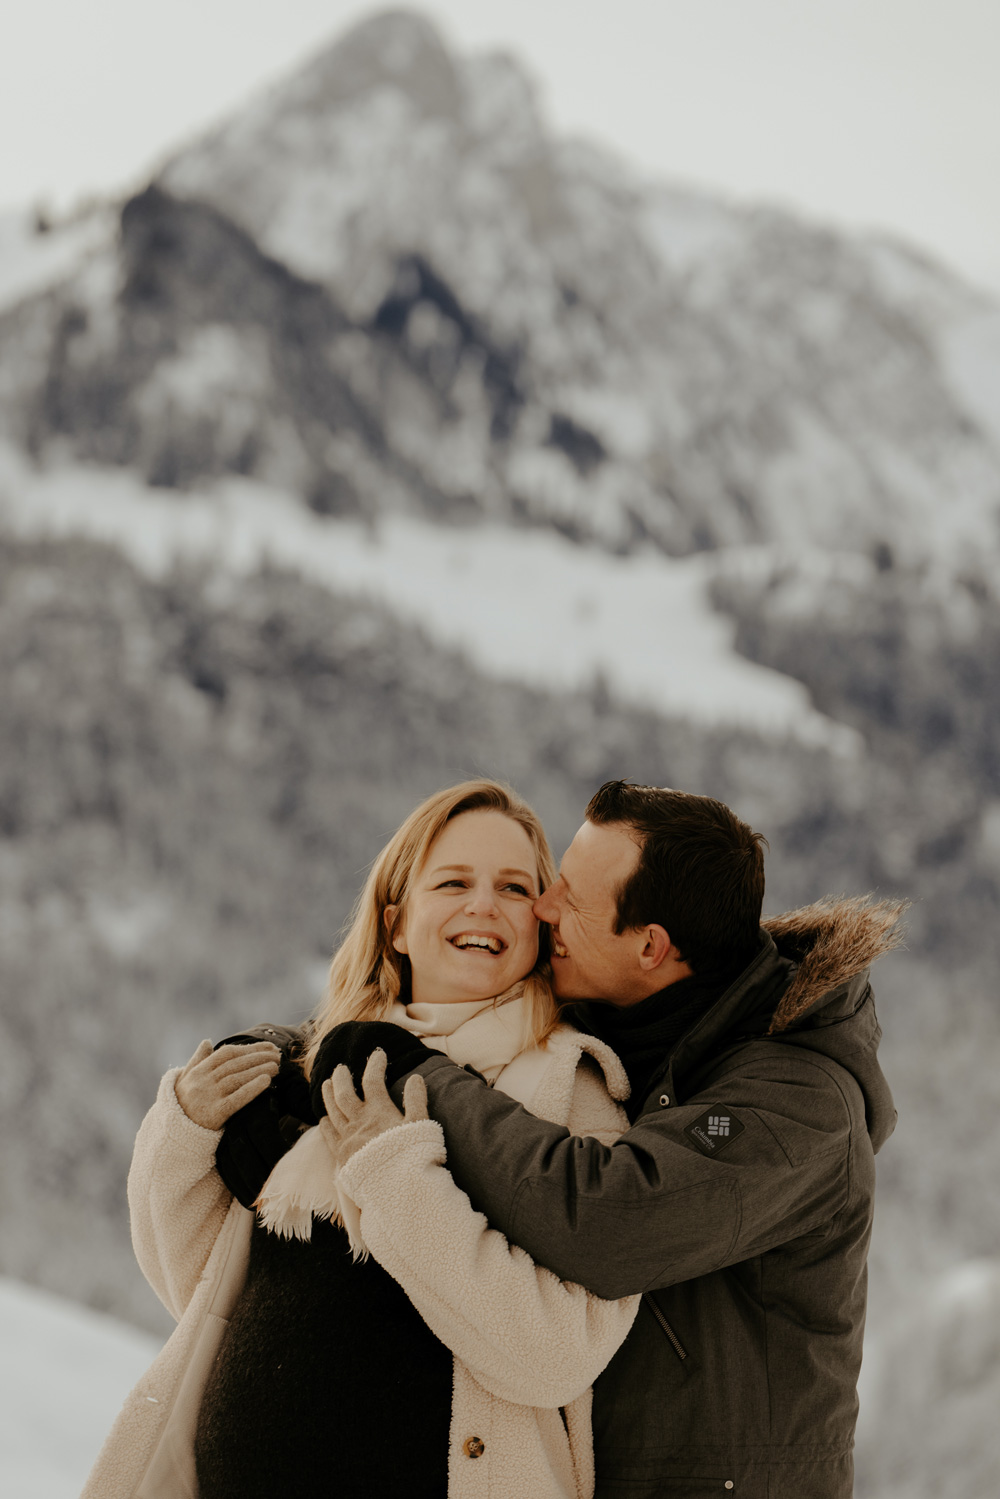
left=465, top=882, right=499, bottom=914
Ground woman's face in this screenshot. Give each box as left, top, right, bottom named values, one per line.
left=389, top=809, right=542, bottom=1005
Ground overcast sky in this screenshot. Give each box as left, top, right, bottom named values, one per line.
left=3, top=0, right=999, bottom=294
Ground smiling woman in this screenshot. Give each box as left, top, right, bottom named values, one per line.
left=301, top=779, right=560, bottom=1068
left=86, top=778, right=640, bottom=1499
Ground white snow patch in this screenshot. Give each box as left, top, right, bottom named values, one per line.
left=640, top=185, right=745, bottom=276
left=0, top=1277, right=161, bottom=1499
left=0, top=207, right=114, bottom=314
left=139, top=324, right=270, bottom=412
left=0, top=446, right=860, bottom=753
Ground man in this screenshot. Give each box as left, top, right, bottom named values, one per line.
left=228, top=782, right=901, bottom=1498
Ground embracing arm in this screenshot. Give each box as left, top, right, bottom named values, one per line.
left=399, top=1047, right=857, bottom=1299
left=128, top=1067, right=232, bottom=1319
left=338, top=1116, right=639, bottom=1408
left=128, top=1040, right=279, bottom=1319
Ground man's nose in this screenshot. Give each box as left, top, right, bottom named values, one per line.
left=533, top=886, right=557, bottom=924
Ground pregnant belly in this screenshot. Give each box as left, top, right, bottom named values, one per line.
left=194, top=1217, right=453, bottom=1499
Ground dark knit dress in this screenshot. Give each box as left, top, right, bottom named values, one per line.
left=194, top=1215, right=453, bottom=1499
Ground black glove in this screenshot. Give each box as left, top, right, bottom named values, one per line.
left=310, top=1021, right=438, bottom=1118
left=214, top=1028, right=314, bottom=1209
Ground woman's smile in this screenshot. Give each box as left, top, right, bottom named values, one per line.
left=448, top=931, right=508, bottom=955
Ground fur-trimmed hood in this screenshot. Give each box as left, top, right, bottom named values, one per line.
left=764, top=894, right=906, bottom=1034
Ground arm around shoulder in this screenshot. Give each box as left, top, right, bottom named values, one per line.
left=128, top=1067, right=234, bottom=1320
left=417, top=1049, right=856, bottom=1298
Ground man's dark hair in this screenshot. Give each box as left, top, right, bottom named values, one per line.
left=586, top=780, right=767, bottom=972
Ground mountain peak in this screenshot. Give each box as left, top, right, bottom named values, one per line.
left=286, top=9, right=461, bottom=124
left=158, top=8, right=556, bottom=314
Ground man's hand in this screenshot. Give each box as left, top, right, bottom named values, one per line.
left=310, top=1021, right=437, bottom=1116
left=175, top=1039, right=281, bottom=1131
left=319, top=1049, right=429, bottom=1172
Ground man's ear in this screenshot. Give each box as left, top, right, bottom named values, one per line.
left=638, top=924, right=678, bottom=972
left=385, top=904, right=408, bottom=955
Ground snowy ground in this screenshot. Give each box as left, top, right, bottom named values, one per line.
left=0, top=1277, right=161, bottom=1499
left=6, top=1259, right=999, bottom=1499
left=0, top=446, right=860, bottom=754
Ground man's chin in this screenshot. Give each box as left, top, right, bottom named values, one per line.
left=550, top=965, right=585, bottom=1002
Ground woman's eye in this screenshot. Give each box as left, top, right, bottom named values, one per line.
left=503, top=883, right=532, bottom=897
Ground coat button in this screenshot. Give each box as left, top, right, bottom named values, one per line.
left=724, top=1484, right=734, bottom=1491
left=463, top=1437, right=485, bottom=1459
left=659, top=1094, right=670, bottom=1107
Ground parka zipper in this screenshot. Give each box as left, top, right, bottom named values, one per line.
left=642, top=1293, right=688, bottom=1360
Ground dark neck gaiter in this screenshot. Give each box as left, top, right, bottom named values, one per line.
left=571, top=966, right=742, bottom=1120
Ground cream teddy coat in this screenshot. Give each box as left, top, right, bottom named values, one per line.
left=82, top=1024, right=640, bottom=1499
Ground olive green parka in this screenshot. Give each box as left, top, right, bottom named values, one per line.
left=394, top=896, right=901, bottom=1499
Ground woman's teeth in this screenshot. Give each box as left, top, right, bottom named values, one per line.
left=451, top=934, right=505, bottom=954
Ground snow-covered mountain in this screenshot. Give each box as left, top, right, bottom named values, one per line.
left=3, top=7, right=1000, bottom=571
left=2, top=8, right=999, bottom=767
left=158, top=8, right=1000, bottom=560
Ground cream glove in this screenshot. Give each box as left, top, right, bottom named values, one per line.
left=175, top=1038, right=280, bottom=1130
left=319, top=1048, right=429, bottom=1172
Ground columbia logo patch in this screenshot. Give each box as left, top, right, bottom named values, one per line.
left=685, top=1108, right=746, bottom=1155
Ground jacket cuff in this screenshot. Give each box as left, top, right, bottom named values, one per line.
left=159, top=1067, right=224, bottom=1150
left=338, top=1118, right=446, bottom=1202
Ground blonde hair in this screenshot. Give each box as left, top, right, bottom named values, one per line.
left=301, top=780, right=558, bottom=1077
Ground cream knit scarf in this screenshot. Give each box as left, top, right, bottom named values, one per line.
left=255, top=986, right=530, bottom=1247
left=386, top=985, right=530, bottom=1082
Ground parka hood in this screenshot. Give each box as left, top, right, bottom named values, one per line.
left=763, top=895, right=907, bottom=1034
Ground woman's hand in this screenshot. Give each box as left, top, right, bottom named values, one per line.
left=319, top=1050, right=429, bottom=1171
left=175, top=1039, right=281, bottom=1130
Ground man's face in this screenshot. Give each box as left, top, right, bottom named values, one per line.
left=533, top=819, right=653, bottom=1005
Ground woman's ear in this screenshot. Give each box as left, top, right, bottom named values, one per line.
left=385, top=903, right=408, bottom=955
